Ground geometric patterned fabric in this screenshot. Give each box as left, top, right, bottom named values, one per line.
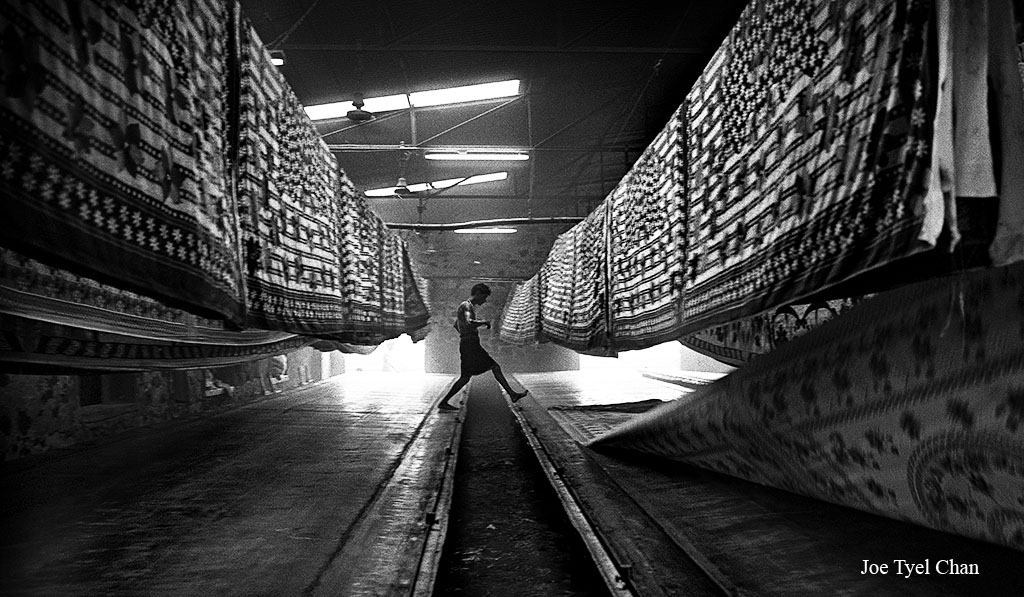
left=499, top=275, right=540, bottom=346
left=0, top=2, right=430, bottom=370
left=0, top=0, right=244, bottom=323
left=609, top=115, right=681, bottom=350
left=0, top=247, right=308, bottom=371
left=680, top=297, right=865, bottom=367
left=237, top=17, right=346, bottom=335
left=592, top=262, right=1024, bottom=552
left=502, top=0, right=1024, bottom=356
left=237, top=11, right=428, bottom=346
left=678, top=0, right=935, bottom=331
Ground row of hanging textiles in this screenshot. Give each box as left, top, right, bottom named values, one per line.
left=0, top=1, right=430, bottom=371
left=499, top=0, right=1024, bottom=553
left=501, top=0, right=1024, bottom=361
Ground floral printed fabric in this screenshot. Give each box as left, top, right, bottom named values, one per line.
left=0, top=0, right=243, bottom=323
left=593, top=263, right=1024, bottom=551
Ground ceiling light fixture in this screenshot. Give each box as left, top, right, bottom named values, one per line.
left=364, top=171, right=508, bottom=197
left=454, top=227, right=518, bottom=234
left=424, top=151, right=529, bottom=161
left=305, top=79, right=521, bottom=121
left=305, top=94, right=411, bottom=121
left=409, top=80, right=521, bottom=108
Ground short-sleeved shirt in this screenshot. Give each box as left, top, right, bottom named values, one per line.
left=454, top=300, right=477, bottom=337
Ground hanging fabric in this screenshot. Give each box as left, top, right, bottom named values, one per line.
left=0, top=248, right=306, bottom=372
left=499, top=275, right=540, bottom=346
left=678, top=0, right=938, bottom=334
left=0, top=0, right=244, bottom=323
left=608, top=113, right=682, bottom=350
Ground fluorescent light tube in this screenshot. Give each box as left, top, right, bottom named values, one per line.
left=306, top=80, right=519, bottom=120
left=409, top=80, right=520, bottom=108
left=425, top=152, right=529, bottom=161
left=364, top=186, right=399, bottom=197
left=461, top=172, right=508, bottom=185
left=305, top=94, right=410, bottom=121
left=361, top=94, right=411, bottom=112
left=454, top=228, right=518, bottom=234
left=363, top=172, right=508, bottom=196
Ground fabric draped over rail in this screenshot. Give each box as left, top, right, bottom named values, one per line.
left=499, top=0, right=1024, bottom=357
left=499, top=0, right=1024, bottom=552
left=0, top=1, right=430, bottom=371
left=0, top=0, right=243, bottom=323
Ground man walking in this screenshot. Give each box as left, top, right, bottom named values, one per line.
left=437, top=283, right=528, bottom=410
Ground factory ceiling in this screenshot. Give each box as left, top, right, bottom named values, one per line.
left=237, top=1, right=748, bottom=229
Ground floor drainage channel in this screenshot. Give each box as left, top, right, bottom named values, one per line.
left=432, top=376, right=611, bottom=597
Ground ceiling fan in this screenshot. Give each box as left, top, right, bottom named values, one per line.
left=346, top=92, right=373, bottom=122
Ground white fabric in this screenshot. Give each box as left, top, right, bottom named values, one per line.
left=919, top=0, right=956, bottom=247
left=952, top=0, right=998, bottom=198
left=987, top=0, right=1024, bottom=265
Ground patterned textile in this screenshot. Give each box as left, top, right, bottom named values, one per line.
left=401, top=246, right=430, bottom=342
left=380, top=231, right=405, bottom=337
left=237, top=19, right=346, bottom=334
left=529, top=207, right=609, bottom=353
left=609, top=115, right=682, bottom=350
left=338, top=191, right=387, bottom=343
left=236, top=17, right=429, bottom=344
left=0, top=312, right=309, bottom=372
left=678, top=0, right=937, bottom=333
left=680, top=297, right=865, bottom=366
left=0, top=247, right=293, bottom=346
left=499, top=274, right=540, bottom=345
left=537, top=232, right=575, bottom=346
left=0, top=0, right=243, bottom=323
left=566, top=206, right=608, bottom=353
left=0, top=249, right=307, bottom=372
left=593, top=263, right=1024, bottom=551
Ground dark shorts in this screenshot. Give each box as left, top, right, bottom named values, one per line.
left=460, top=334, right=496, bottom=376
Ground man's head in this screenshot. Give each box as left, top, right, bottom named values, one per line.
left=470, top=283, right=491, bottom=305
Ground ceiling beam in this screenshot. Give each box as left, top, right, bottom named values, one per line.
left=281, top=43, right=711, bottom=55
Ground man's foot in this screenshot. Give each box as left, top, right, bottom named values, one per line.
left=437, top=402, right=458, bottom=411
left=510, top=390, right=529, bottom=403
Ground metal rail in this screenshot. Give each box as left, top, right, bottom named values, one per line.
left=411, top=386, right=469, bottom=597
left=505, top=393, right=636, bottom=597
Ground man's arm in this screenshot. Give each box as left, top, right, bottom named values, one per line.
left=461, top=305, right=491, bottom=328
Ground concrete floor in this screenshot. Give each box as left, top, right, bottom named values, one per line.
left=0, top=373, right=460, bottom=596
left=6, top=368, right=1022, bottom=596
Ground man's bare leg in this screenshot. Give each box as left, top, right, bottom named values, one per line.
left=438, top=375, right=471, bottom=410
left=490, top=365, right=528, bottom=402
